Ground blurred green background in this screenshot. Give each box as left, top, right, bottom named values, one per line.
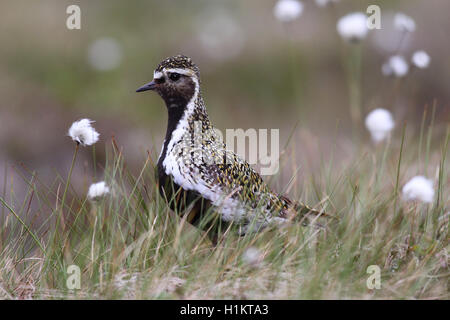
left=0, top=0, right=448, bottom=197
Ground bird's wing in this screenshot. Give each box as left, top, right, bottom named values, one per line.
left=183, top=139, right=288, bottom=215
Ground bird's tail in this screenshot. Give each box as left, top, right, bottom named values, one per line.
left=293, top=201, right=338, bottom=229
left=294, top=201, right=333, bottom=219
left=279, top=195, right=337, bottom=222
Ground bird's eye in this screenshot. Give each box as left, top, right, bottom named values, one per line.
left=168, top=73, right=181, bottom=81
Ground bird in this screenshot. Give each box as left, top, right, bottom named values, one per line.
left=136, top=55, right=330, bottom=240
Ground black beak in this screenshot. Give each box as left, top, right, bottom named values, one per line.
left=136, top=80, right=157, bottom=92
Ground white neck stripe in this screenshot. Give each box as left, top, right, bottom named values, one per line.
left=159, top=77, right=200, bottom=163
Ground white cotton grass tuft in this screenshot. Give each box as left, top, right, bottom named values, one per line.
left=402, top=176, right=435, bottom=203
left=241, top=247, right=263, bottom=267
left=394, top=13, right=416, bottom=33
left=365, top=109, right=395, bottom=143
left=382, top=55, right=409, bottom=78
left=88, top=181, right=110, bottom=201
left=315, top=0, right=339, bottom=7
left=87, top=37, right=123, bottom=71
left=412, top=51, right=431, bottom=69
left=68, top=119, right=100, bottom=146
left=371, top=12, right=414, bottom=53
left=273, top=0, right=304, bottom=22
left=336, top=12, right=369, bottom=43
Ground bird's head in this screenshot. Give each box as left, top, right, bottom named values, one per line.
left=136, top=55, right=200, bottom=107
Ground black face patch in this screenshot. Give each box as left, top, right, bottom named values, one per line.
left=152, top=55, right=201, bottom=178
left=155, top=74, right=196, bottom=108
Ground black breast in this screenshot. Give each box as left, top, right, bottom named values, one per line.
left=157, top=166, right=216, bottom=229
left=155, top=88, right=227, bottom=233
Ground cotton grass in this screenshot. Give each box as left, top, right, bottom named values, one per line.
left=315, top=0, right=339, bottom=7
left=336, top=12, right=368, bottom=43
left=394, top=13, right=416, bottom=33
left=273, top=0, right=303, bottom=23
left=412, top=51, right=431, bottom=69
left=88, top=181, right=110, bottom=201
left=382, top=55, right=409, bottom=78
left=68, top=119, right=99, bottom=146
left=402, top=176, right=435, bottom=203
left=241, top=247, right=263, bottom=267
left=365, top=109, right=395, bottom=143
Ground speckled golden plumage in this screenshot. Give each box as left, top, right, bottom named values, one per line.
left=137, top=55, right=329, bottom=237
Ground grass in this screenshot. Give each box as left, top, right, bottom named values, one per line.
left=0, top=121, right=448, bottom=300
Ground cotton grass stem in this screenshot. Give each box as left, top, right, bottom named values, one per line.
left=375, top=135, right=391, bottom=192
left=91, top=215, right=98, bottom=267
left=393, top=123, right=406, bottom=217
left=424, top=102, right=436, bottom=177
left=54, top=143, right=79, bottom=243
left=437, top=126, right=449, bottom=209
left=349, top=44, right=362, bottom=125
left=92, top=145, right=97, bottom=179
left=418, top=107, right=427, bottom=172
left=62, top=143, right=79, bottom=208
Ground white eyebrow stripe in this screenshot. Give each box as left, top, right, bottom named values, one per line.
left=164, top=68, right=195, bottom=77
left=153, top=71, right=163, bottom=79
